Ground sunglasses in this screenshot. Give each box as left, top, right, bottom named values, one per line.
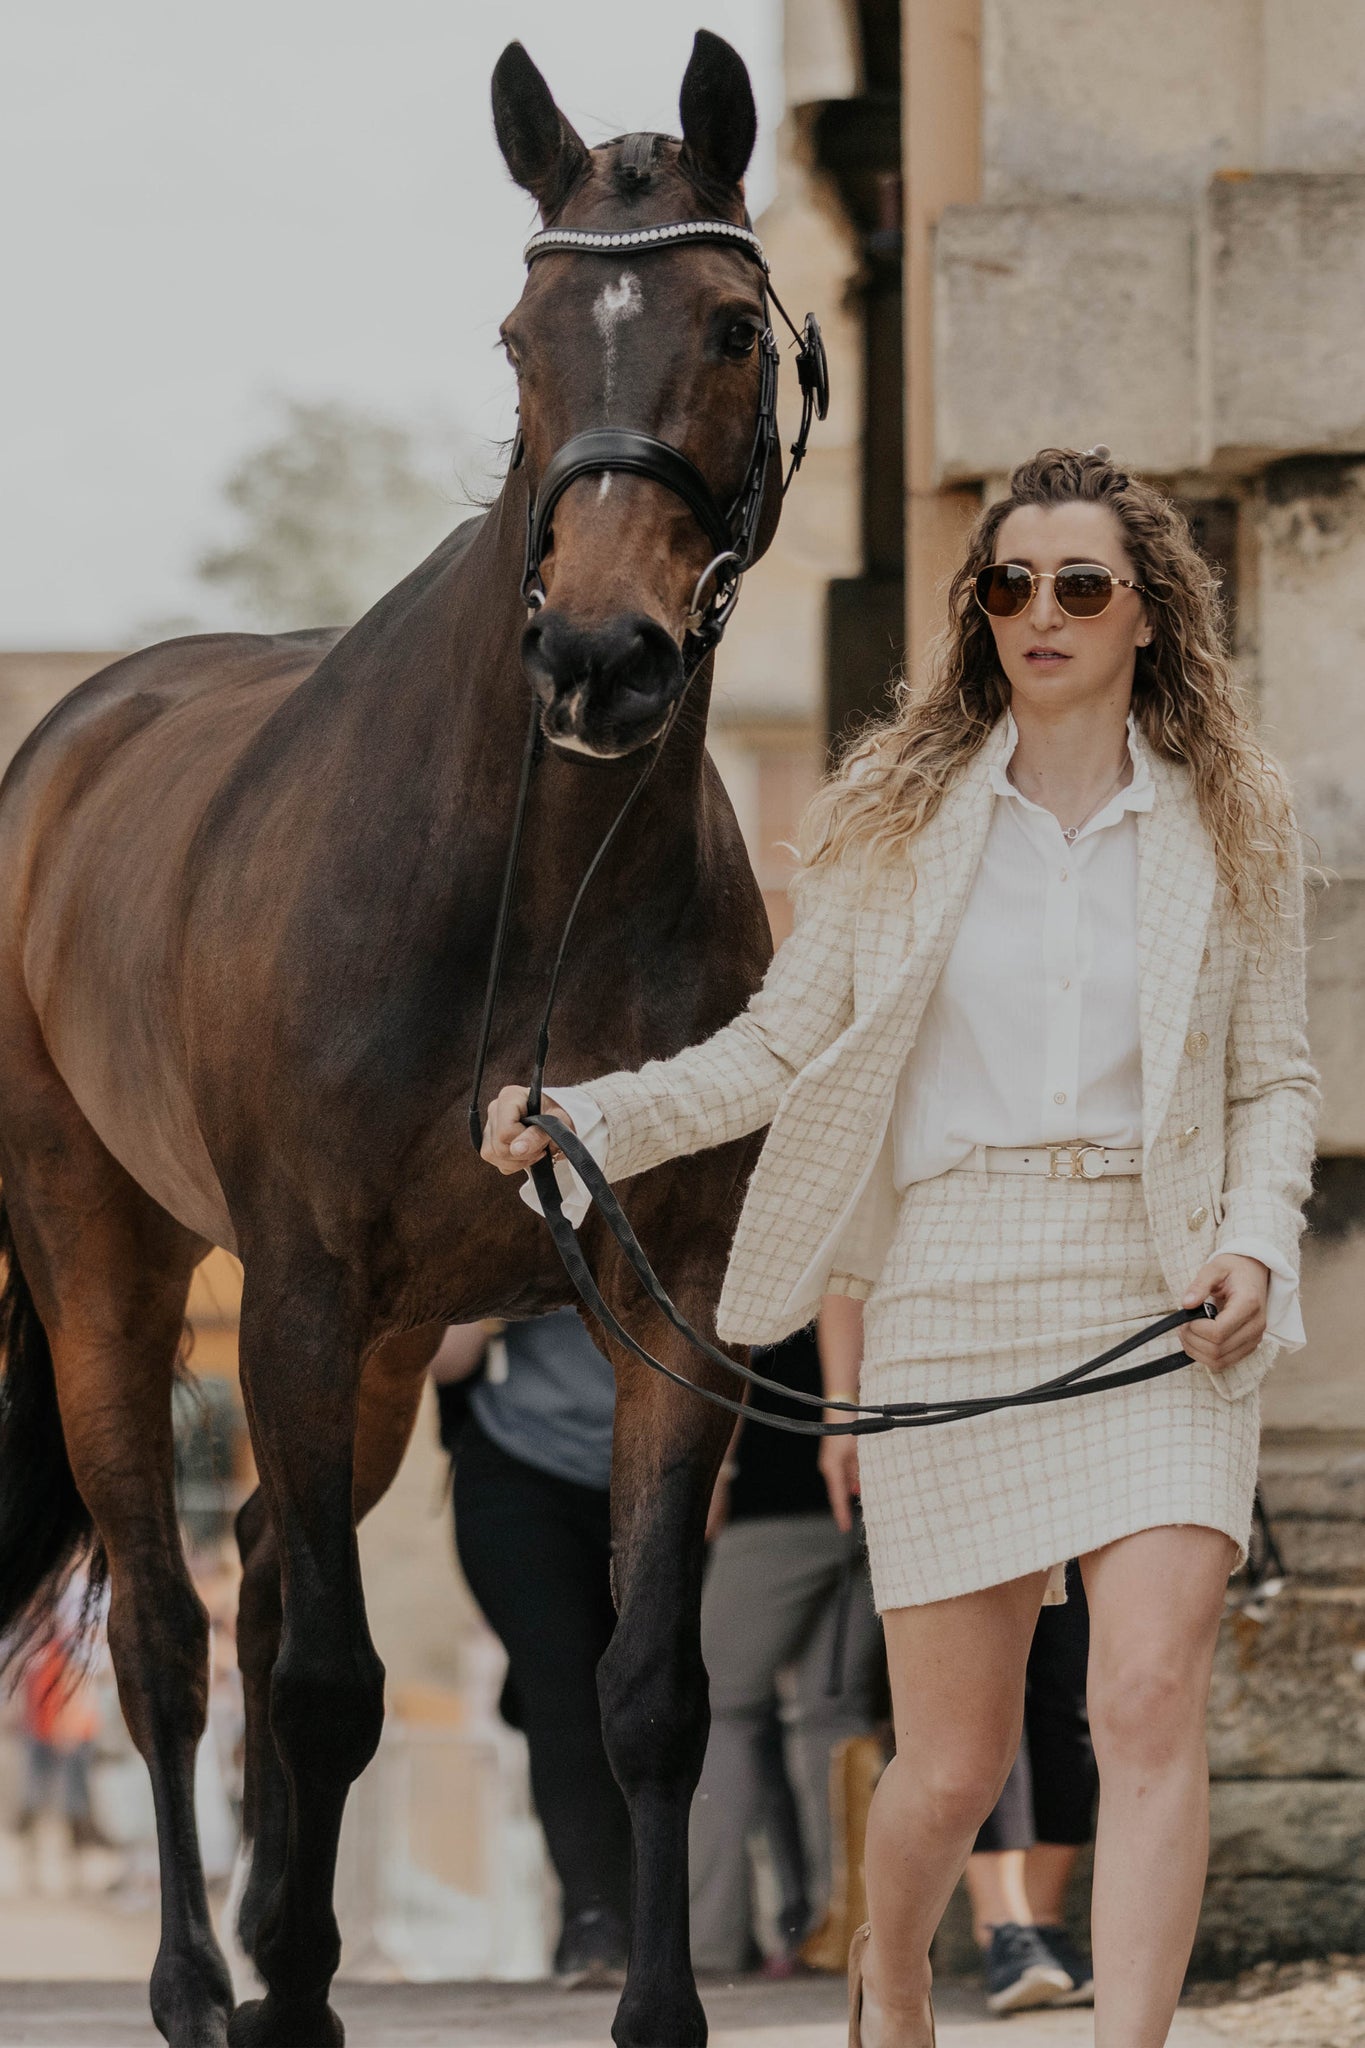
left=974, top=561, right=1149, bottom=621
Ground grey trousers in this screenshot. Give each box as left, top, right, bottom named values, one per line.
left=689, top=1515, right=883, bottom=1971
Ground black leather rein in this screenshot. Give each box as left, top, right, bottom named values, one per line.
left=469, top=214, right=1211, bottom=1436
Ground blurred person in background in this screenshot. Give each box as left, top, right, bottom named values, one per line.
left=965, top=1562, right=1096, bottom=2015
left=14, top=1576, right=108, bottom=1852
left=433, top=1310, right=631, bottom=1988
left=690, top=1302, right=884, bottom=1975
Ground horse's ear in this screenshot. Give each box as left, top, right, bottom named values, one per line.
left=491, top=42, right=589, bottom=215
left=679, top=30, right=757, bottom=192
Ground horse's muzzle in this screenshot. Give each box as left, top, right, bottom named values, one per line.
left=521, top=609, right=684, bottom=757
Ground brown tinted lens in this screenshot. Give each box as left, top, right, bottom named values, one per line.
left=976, top=564, right=1033, bottom=617
left=1054, top=564, right=1115, bottom=617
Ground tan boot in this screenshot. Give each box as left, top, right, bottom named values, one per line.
left=847, top=1923, right=936, bottom=2047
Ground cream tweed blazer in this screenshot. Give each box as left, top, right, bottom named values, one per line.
left=587, top=714, right=1320, bottom=1402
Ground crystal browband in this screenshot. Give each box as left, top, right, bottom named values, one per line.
left=524, top=219, right=768, bottom=269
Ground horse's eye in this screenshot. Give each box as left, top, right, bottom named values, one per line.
left=723, top=319, right=759, bottom=360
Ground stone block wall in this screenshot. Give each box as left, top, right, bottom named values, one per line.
left=1210, top=176, right=1365, bottom=468
left=1254, top=465, right=1365, bottom=881
left=1201, top=1436, right=1365, bottom=1968
left=934, top=202, right=1199, bottom=480
left=933, top=173, right=1365, bottom=482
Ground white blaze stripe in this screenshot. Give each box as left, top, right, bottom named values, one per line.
left=592, top=271, right=644, bottom=414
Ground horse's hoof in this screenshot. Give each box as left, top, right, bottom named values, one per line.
left=227, top=1996, right=344, bottom=2048
left=159, top=2020, right=230, bottom=2048
left=150, top=1948, right=235, bottom=2048
left=611, top=1985, right=707, bottom=2048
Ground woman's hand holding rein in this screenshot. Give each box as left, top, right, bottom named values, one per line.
left=481, top=1083, right=577, bottom=1174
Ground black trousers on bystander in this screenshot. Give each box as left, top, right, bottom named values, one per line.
left=450, top=1412, right=633, bottom=1923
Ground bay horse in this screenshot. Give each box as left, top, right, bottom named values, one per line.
left=0, top=33, right=801, bottom=2048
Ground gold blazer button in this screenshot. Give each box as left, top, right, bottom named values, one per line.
left=1177, top=1124, right=1201, bottom=1148
left=1188, top=1204, right=1209, bottom=1230
left=1184, top=1030, right=1209, bottom=1056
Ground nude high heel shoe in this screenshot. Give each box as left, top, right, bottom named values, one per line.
left=847, top=1923, right=936, bottom=2047
left=848, top=1922, right=871, bottom=2046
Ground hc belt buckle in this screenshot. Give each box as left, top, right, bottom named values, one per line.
left=1048, top=1143, right=1106, bottom=1180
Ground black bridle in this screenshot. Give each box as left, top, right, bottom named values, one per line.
left=513, top=216, right=829, bottom=653
left=468, top=217, right=1210, bottom=1436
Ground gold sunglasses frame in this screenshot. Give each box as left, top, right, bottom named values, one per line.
left=974, top=561, right=1149, bottom=621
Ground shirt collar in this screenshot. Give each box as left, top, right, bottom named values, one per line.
left=987, top=706, right=1155, bottom=835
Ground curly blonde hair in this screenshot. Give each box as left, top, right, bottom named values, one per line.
left=801, top=448, right=1308, bottom=954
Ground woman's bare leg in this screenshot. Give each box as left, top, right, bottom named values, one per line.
left=1082, top=1525, right=1236, bottom=2048
left=1024, top=1842, right=1081, bottom=1924
left=859, top=1570, right=1049, bottom=2046
left=965, top=1847, right=1035, bottom=1941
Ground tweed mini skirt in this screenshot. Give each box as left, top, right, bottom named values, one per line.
left=856, top=1166, right=1260, bottom=1612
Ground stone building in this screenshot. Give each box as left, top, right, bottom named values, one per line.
left=727, top=0, right=1365, bottom=1970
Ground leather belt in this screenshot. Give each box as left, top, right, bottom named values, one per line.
left=955, top=1141, right=1143, bottom=1180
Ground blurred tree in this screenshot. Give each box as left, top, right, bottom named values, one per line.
left=198, top=399, right=466, bottom=629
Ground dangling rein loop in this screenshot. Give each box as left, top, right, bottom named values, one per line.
left=524, top=1119, right=1213, bottom=1436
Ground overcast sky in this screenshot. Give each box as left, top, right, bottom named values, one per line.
left=1, top=3, right=781, bottom=647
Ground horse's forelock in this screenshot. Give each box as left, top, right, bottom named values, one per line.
left=571, top=133, right=746, bottom=224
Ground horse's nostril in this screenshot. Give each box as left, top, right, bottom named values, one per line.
left=613, top=631, right=647, bottom=676
left=522, top=610, right=682, bottom=744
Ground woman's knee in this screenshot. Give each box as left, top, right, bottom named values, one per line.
left=878, top=1738, right=1017, bottom=1841
left=1089, top=1659, right=1206, bottom=1771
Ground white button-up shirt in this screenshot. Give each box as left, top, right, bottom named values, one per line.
left=531, top=706, right=1303, bottom=1346
left=892, top=706, right=1152, bottom=1186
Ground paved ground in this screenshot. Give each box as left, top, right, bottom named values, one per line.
left=0, top=1979, right=1230, bottom=2046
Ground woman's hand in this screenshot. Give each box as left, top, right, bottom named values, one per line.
left=1180, top=1254, right=1269, bottom=1371
left=817, top=1291, right=865, bottom=1533
left=818, top=1430, right=861, bottom=1535
left=480, top=1085, right=576, bottom=1175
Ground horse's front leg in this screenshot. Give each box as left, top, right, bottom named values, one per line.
left=595, top=1260, right=740, bottom=2048
left=229, top=1322, right=439, bottom=1992
left=227, top=1250, right=382, bottom=2048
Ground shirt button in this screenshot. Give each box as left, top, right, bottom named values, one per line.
left=1060, top=870, right=1069, bottom=882
left=1061, top=977, right=1071, bottom=990
left=1188, top=1204, right=1209, bottom=1230
left=1185, top=1030, right=1209, bottom=1056
left=1053, top=1091, right=1067, bottom=1105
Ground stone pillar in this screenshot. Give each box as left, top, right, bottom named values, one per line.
left=902, top=0, right=981, bottom=684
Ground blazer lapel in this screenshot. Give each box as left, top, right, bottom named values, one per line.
left=1133, top=727, right=1218, bottom=1165
left=854, top=715, right=1015, bottom=1011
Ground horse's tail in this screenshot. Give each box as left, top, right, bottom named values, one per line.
left=0, top=1199, right=106, bottom=1678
